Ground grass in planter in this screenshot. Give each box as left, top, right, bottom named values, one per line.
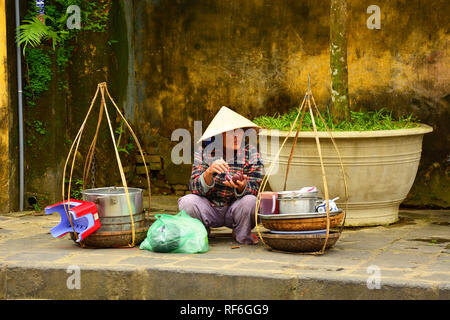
left=253, top=108, right=420, bottom=131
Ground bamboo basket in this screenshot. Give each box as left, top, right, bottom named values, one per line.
left=63, top=82, right=151, bottom=248
left=255, top=76, right=349, bottom=254
left=260, top=211, right=344, bottom=232
left=262, top=231, right=341, bottom=252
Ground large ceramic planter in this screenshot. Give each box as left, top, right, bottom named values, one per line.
left=258, top=124, right=433, bottom=226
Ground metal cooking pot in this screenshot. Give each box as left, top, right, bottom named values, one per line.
left=82, top=186, right=143, bottom=217
left=277, top=190, right=319, bottom=214
left=79, top=187, right=147, bottom=247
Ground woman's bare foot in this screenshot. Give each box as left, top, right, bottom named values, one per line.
left=232, top=229, right=259, bottom=245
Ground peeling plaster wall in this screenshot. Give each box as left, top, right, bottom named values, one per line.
left=0, top=0, right=10, bottom=212
left=3, top=0, right=447, bottom=210
left=120, top=0, right=449, bottom=207
left=0, top=0, right=18, bottom=213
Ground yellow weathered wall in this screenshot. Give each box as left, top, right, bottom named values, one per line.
left=0, top=0, right=10, bottom=212
left=3, top=0, right=447, bottom=209
left=125, top=0, right=449, bottom=138
left=122, top=0, right=449, bottom=206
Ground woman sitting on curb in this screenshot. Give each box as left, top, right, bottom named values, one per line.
left=178, top=106, right=263, bottom=245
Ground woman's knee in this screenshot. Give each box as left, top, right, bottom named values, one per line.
left=232, top=195, right=257, bottom=221
left=178, top=194, right=202, bottom=218
left=240, top=194, right=257, bottom=211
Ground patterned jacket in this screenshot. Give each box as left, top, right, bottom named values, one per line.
left=189, top=141, right=263, bottom=207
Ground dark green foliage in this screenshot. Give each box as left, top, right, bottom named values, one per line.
left=23, top=48, right=52, bottom=105
left=64, top=178, right=84, bottom=200
left=17, top=0, right=111, bottom=146
left=18, top=0, right=110, bottom=105
left=16, top=15, right=61, bottom=54
left=33, top=120, right=47, bottom=135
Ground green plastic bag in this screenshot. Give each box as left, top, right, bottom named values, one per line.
left=140, top=210, right=209, bottom=253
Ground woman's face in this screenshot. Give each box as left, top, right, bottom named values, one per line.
left=222, top=129, right=245, bottom=150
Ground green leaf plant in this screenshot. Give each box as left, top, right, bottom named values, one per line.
left=16, top=15, right=62, bottom=55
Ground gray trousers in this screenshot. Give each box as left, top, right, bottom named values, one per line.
left=178, top=194, right=257, bottom=244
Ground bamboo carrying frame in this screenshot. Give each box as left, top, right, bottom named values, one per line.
left=62, top=82, right=151, bottom=248
left=255, top=77, right=349, bottom=255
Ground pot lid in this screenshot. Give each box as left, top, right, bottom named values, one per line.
left=277, top=191, right=295, bottom=199
left=278, top=190, right=318, bottom=199
left=82, top=186, right=143, bottom=196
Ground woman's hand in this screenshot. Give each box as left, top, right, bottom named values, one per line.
left=223, top=175, right=248, bottom=193
left=204, top=158, right=229, bottom=186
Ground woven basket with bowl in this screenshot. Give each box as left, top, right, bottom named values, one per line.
left=254, top=78, right=348, bottom=254
left=260, top=210, right=345, bottom=232
left=261, top=231, right=341, bottom=253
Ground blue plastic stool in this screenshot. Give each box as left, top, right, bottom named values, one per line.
left=45, top=199, right=101, bottom=242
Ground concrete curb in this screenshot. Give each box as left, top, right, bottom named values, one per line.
left=1, top=210, right=448, bottom=300
left=1, top=262, right=447, bottom=300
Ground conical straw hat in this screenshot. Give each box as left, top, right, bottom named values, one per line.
left=198, top=106, right=260, bottom=143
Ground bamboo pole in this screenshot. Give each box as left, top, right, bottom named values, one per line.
left=62, top=82, right=152, bottom=247
left=255, top=77, right=348, bottom=255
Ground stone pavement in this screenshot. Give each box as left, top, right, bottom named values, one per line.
left=0, top=195, right=449, bottom=300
